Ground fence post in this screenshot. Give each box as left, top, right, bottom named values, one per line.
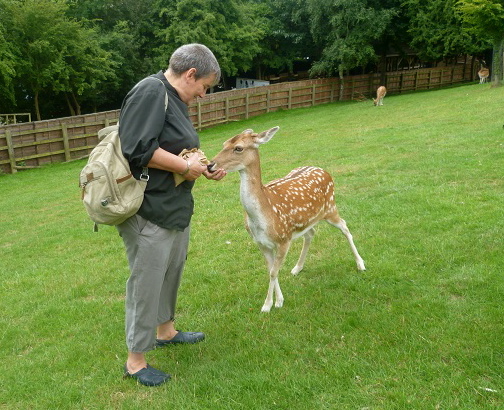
left=5, top=130, right=17, bottom=174
left=245, top=93, right=249, bottom=119
left=312, top=84, right=316, bottom=106
left=225, top=97, right=229, bottom=122
left=288, top=88, right=292, bottom=109
left=62, top=123, right=71, bottom=162
left=266, top=89, right=271, bottom=113
left=197, top=100, right=202, bottom=130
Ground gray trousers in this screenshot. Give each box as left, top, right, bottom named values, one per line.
left=117, top=214, right=190, bottom=353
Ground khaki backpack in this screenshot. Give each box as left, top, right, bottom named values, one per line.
left=79, top=77, right=168, bottom=230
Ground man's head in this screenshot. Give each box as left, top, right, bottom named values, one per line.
left=168, top=43, right=221, bottom=86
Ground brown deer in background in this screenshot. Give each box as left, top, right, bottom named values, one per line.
left=478, top=63, right=489, bottom=84
left=209, top=127, right=366, bottom=312
left=373, top=86, right=387, bottom=106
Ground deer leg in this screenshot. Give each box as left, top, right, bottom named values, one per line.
left=327, top=217, right=366, bottom=271
left=291, top=228, right=315, bottom=275
left=260, top=242, right=290, bottom=312
left=258, top=246, right=278, bottom=313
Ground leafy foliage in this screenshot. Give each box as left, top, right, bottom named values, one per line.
left=458, top=0, right=504, bottom=85
left=154, top=0, right=264, bottom=82
left=307, top=0, right=396, bottom=77
left=0, top=19, right=16, bottom=106
left=4, top=0, right=116, bottom=119
left=405, top=0, right=487, bottom=61
left=250, top=0, right=317, bottom=76
left=0, top=0, right=499, bottom=119
left=458, top=0, right=504, bottom=39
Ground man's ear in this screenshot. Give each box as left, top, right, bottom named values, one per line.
left=186, top=68, right=197, bottom=80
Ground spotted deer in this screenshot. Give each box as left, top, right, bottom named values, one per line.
left=478, top=65, right=489, bottom=84
left=209, top=127, right=366, bottom=312
left=373, top=86, right=386, bottom=106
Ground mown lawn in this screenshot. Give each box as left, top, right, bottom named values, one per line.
left=1, top=83, right=503, bottom=409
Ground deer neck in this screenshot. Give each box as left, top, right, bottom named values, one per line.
left=238, top=160, right=269, bottom=220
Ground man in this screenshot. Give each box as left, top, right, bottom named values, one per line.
left=117, top=44, right=226, bottom=387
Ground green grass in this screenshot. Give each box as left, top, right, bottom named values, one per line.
left=1, top=83, right=503, bottom=409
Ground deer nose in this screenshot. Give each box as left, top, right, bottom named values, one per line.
left=207, top=162, right=216, bottom=173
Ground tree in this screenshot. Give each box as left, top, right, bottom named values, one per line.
left=306, top=0, right=396, bottom=98
left=7, top=0, right=115, bottom=119
left=404, top=0, right=488, bottom=63
left=68, top=0, right=161, bottom=110
left=154, top=0, right=264, bottom=86
left=84, top=21, right=142, bottom=111
left=0, top=20, right=16, bottom=109
left=457, top=0, right=504, bottom=86
left=247, top=0, right=317, bottom=78
left=67, top=0, right=157, bottom=71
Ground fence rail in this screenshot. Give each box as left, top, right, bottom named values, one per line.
left=0, top=113, right=32, bottom=125
left=0, top=63, right=475, bottom=174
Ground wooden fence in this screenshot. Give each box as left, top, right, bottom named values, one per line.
left=0, top=63, right=475, bottom=174
left=0, top=113, right=32, bottom=125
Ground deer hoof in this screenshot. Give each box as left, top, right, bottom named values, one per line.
left=261, top=304, right=272, bottom=313
left=291, top=266, right=302, bottom=275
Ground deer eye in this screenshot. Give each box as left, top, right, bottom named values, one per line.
left=234, top=146, right=244, bottom=153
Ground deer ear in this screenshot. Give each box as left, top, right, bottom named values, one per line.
left=242, top=129, right=254, bottom=134
left=256, top=126, right=280, bottom=145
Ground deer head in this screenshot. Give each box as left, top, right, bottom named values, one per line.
left=208, top=126, right=279, bottom=172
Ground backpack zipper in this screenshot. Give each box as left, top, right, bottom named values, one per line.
left=82, top=160, right=117, bottom=204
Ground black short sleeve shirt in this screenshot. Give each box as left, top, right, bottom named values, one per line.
left=118, top=71, right=200, bottom=231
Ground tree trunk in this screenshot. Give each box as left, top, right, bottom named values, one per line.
left=34, top=91, right=41, bottom=121
left=255, top=64, right=262, bottom=80
left=471, top=55, right=477, bottom=81
left=65, top=93, right=76, bottom=116
left=491, top=36, right=504, bottom=87
left=221, top=74, right=228, bottom=90
left=338, top=64, right=344, bottom=101
left=379, top=53, right=387, bottom=86
left=71, top=92, right=81, bottom=115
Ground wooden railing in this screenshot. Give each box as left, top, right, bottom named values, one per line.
left=0, top=113, right=32, bottom=125
left=0, top=63, right=475, bottom=174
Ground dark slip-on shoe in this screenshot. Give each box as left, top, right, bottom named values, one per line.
left=123, top=364, right=171, bottom=387
left=156, top=331, right=205, bottom=347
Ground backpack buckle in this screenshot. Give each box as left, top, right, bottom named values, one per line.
left=140, top=168, right=149, bottom=182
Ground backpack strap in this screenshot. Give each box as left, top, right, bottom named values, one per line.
left=136, top=76, right=169, bottom=111
left=147, top=76, right=169, bottom=111
left=123, top=76, right=169, bottom=182
left=141, top=77, right=169, bottom=181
